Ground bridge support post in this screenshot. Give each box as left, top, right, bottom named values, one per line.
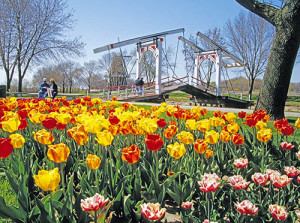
left=193, top=53, right=200, bottom=87
left=136, top=45, right=141, bottom=79
left=215, top=50, right=221, bottom=96
left=155, top=39, right=162, bottom=94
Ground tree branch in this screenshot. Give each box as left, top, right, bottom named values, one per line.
left=235, top=0, right=278, bottom=25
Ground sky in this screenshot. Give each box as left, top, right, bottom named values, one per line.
left=0, top=0, right=299, bottom=85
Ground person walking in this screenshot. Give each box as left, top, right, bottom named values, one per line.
left=135, top=78, right=140, bottom=95
left=38, top=78, right=50, bottom=99
left=139, top=78, right=144, bottom=96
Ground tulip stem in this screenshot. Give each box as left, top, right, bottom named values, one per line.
left=60, top=163, right=66, bottom=198
left=155, top=151, right=159, bottom=182
left=94, top=210, right=98, bottom=223
left=278, top=189, right=280, bottom=205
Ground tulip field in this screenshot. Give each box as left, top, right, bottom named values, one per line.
left=1, top=96, right=300, bottom=222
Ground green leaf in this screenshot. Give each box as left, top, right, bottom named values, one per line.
left=123, top=194, right=134, bottom=218
left=0, top=196, right=26, bottom=222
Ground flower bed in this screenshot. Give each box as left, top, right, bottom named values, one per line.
left=0, top=96, right=300, bottom=222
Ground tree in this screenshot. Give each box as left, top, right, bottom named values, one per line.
left=80, top=60, right=102, bottom=91
left=224, top=11, right=275, bottom=99
left=236, top=0, right=300, bottom=119
left=0, top=0, right=84, bottom=92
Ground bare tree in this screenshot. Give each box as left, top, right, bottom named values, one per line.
left=236, top=0, right=300, bottom=119
left=0, top=0, right=85, bottom=92
left=79, top=60, right=102, bottom=91
left=224, top=11, right=275, bottom=99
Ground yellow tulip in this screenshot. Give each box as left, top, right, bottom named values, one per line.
left=67, top=125, right=89, bottom=145
left=227, top=123, right=240, bottom=134
left=257, top=128, right=273, bottom=142
left=205, top=130, right=219, bottom=144
left=185, top=119, right=197, bottom=131
left=255, top=121, right=267, bottom=130
left=33, top=129, right=54, bottom=145
left=95, top=130, right=114, bottom=146
left=47, top=143, right=70, bottom=163
left=167, top=142, right=186, bottom=159
left=210, top=117, right=225, bottom=127
left=1, top=117, right=20, bottom=133
left=55, top=113, right=72, bottom=125
left=9, top=133, right=25, bottom=149
left=83, top=117, right=104, bottom=133
left=295, top=118, right=300, bottom=129
left=28, top=111, right=43, bottom=124
left=176, top=131, right=194, bottom=145
left=86, top=154, right=101, bottom=169
left=196, top=119, right=211, bottom=132
left=33, top=168, right=60, bottom=191
left=220, top=130, right=231, bottom=142
left=225, top=112, right=236, bottom=124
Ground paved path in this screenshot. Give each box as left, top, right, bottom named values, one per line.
left=129, top=102, right=300, bottom=118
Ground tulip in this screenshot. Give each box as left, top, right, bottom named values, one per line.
left=257, top=128, right=273, bottom=142
left=81, top=193, right=109, bottom=212
left=18, top=119, right=28, bottom=130
left=213, top=110, right=222, bottom=118
left=167, top=142, right=186, bottom=159
left=176, top=131, right=194, bottom=145
left=121, top=144, right=140, bottom=164
left=205, top=130, right=219, bottom=145
left=233, top=158, right=248, bottom=168
left=284, top=166, right=300, bottom=177
left=227, top=123, right=240, bottom=134
left=296, top=151, right=300, bottom=160
left=270, top=174, right=292, bottom=188
left=33, top=168, right=60, bottom=191
left=205, top=149, right=213, bottom=159
left=167, top=171, right=175, bottom=176
left=157, top=119, right=167, bottom=128
left=235, top=200, right=258, bottom=216
left=41, top=117, right=57, bottom=130
left=181, top=201, right=193, bottom=209
left=198, top=173, right=221, bottom=193
left=33, top=129, right=54, bottom=145
left=1, top=117, right=21, bottom=133
left=274, top=118, right=288, bottom=132
left=281, top=124, right=295, bottom=136
left=67, top=125, right=89, bottom=145
left=297, top=176, right=300, bottom=184
left=196, top=119, right=211, bottom=132
left=231, top=133, right=244, bottom=146
left=295, top=118, right=300, bottom=128
left=0, top=138, right=13, bottom=159
left=280, top=142, right=294, bottom=150
left=220, top=130, right=230, bottom=142
left=225, top=112, right=236, bottom=124
left=269, top=204, right=288, bottom=221
left=251, top=173, right=269, bottom=186
left=193, top=139, right=208, bottom=154
left=163, top=125, right=177, bottom=139
left=47, top=143, right=70, bottom=163
left=209, top=117, right=225, bottom=127
left=9, top=133, right=25, bottom=149
left=185, top=119, right=197, bottom=130
left=86, top=154, right=101, bottom=169
left=95, top=130, right=114, bottom=146
left=255, top=121, right=267, bottom=130
left=228, top=175, right=250, bottom=190
left=145, top=134, right=163, bottom=151
left=141, top=203, right=166, bottom=221
left=238, top=111, right=246, bottom=119
left=55, top=113, right=72, bottom=125
left=108, top=115, right=120, bottom=125
left=245, top=114, right=258, bottom=127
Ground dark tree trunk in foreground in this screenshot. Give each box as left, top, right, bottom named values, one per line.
left=236, top=0, right=300, bottom=119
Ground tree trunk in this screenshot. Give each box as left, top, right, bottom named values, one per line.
left=255, top=3, right=300, bottom=119
left=18, top=75, right=23, bottom=92
left=248, top=77, right=255, bottom=100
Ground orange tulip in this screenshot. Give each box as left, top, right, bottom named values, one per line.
left=47, top=143, right=70, bottom=163
left=220, top=130, right=230, bottom=142
left=193, top=139, right=208, bottom=154
left=231, top=133, right=244, bottom=146
left=86, top=154, right=101, bottom=169
left=205, top=149, right=213, bottom=158
left=121, top=144, right=140, bottom=164
left=67, top=125, right=89, bottom=145
left=33, top=129, right=54, bottom=145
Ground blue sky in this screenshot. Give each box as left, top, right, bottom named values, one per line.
left=0, top=0, right=299, bottom=84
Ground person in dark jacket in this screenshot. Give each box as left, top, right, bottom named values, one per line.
left=38, top=78, right=50, bottom=99
left=135, top=78, right=140, bottom=94
left=49, top=78, right=58, bottom=99
left=138, top=78, right=144, bottom=95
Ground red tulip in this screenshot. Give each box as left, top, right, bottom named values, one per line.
left=269, top=204, right=288, bottom=221
left=270, top=174, right=292, bottom=188
left=18, top=119, right=28, bottom=130
left=0, top=138, right=14, bottom=159
left=157, top=119, right=167, bottom=128
left=181, top=201, right=193, bottom=209
left=198, top=173, right=221, bottom=193
left=41, top=117, right=57, bottom=130
left=108, top=115, right=120, bottom=125
left=284, top=166, right=300, bottom=177
left=228, top=175, right=250, bottom=190
left=231, top=133, right=244, bottom=146
left=280, top=142, right=294, bottom=150
left=251, top=173, right=269, bottom=186
left=81, top=193, right=109, bottom=212
left=235, top=200, right=258, bottom=216
left=144, top=134, right=163, bottom=151
left=281, top=125, right=295, bottom=136
left=238, top=111, right=246, bottom=119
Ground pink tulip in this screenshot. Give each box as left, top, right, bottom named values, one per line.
left=233, top=158, right=248, bottom=168
left=198, top=173, right=221, bottom=193
left=181, top=201, right=193, bottom=209
left=269, top=204, right=288, bottom=220
left=80, top=193, right=109, bottom=212
left=251, top=173, right=269, bottom=186
left=228, top=175, right=250, bottom=190
left=296, top=151, right=300, bottom=160
left=270, top=174, right=293, bottom=188
left=280, top=142, right=294, bottom=150
left=235, top=200, right=258, bottom=216
left=284, top=166, right=300, bottom=177
left=266, top=169, right=281, bottom=178
left=297, top=176, right=300, bottom=183
left=141, top=203, right=166, bottom=221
